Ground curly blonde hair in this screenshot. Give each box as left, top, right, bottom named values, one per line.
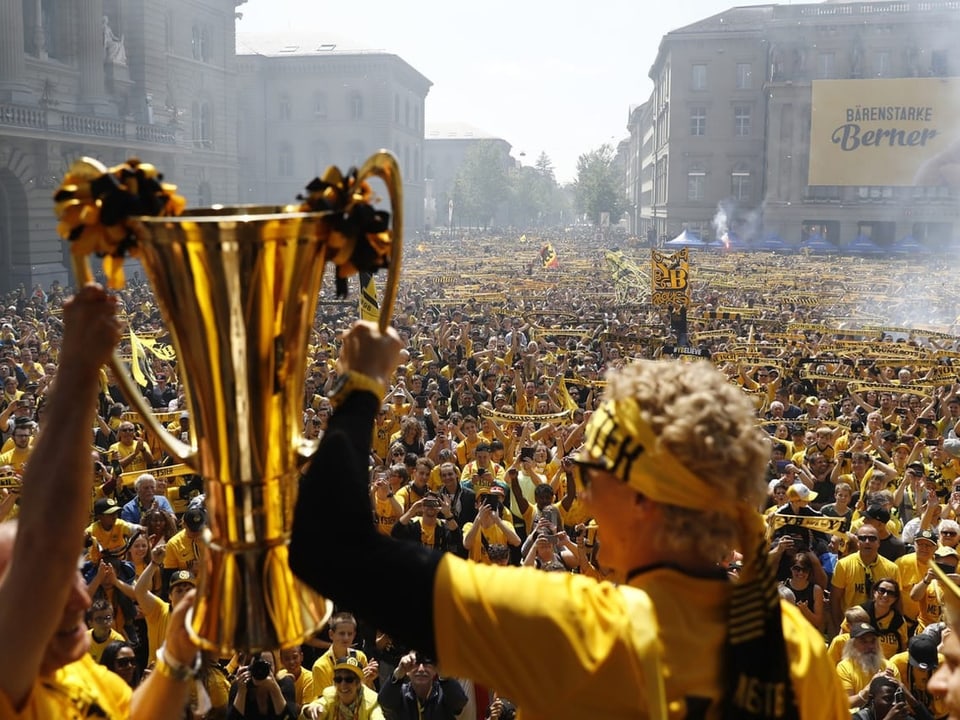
left=604, top=359, right=769, bottom=561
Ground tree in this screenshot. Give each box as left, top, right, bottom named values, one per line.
left=506, top=152, right=572, bottom=228
left=573, top=144, right=627, bottom=226
left=451, top=141, right=511, bottom=229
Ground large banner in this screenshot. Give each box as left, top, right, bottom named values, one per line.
left=809, top=77, right=960, bottom=186
left=651, top=248, right=690, bottom=308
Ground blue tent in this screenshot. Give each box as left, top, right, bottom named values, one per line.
left=843, top=234, right=886, bottom=256
left=752, top=233, right=789, bottom=252
left=801, top=233, right=837, bottom=254
left=665, top=229, right=708, bottom=248
left=891, top=235, right=930, bottom=255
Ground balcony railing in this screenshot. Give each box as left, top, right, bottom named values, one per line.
left=0, top=103, right=177, bottom=145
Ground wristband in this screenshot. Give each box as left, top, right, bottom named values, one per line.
left=155, top=643, right=202, bottom=682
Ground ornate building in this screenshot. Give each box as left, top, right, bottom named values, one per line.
left=235, top=33, right=432, bottom=235
left=0, top=0, right=243, bottom=291
left=635, top=0, right=960, bottom=248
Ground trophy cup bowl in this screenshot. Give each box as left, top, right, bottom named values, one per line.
left=65, top=152, right=402, bottom=653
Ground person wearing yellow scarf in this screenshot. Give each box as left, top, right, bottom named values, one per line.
left=290, top=323, right=850, bottom=720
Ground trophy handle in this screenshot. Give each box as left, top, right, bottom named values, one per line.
left=355, top=151, right=403, bottom=332
left=72, top=255, right=199, bottom=469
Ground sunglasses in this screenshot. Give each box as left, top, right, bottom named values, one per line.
left=115, top=657, right=136, bottom=668
left=790, top=565, right=808, bottom=572
left=942, top=531, right=959, bottom=537
left=333, top=674, right=358, bottom=684
left=856, top=535, right=879, bottom=542
left=875, top=587, right=898, bottom=597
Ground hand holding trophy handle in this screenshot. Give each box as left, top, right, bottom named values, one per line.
left=71, top=254, right=198, bottom=469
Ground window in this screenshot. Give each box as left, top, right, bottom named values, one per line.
left=736, top=63, right=752, bottom=89
left=690, top=107, right=706, bottom=136
left=278, top=146, right=294, bottom=177
left=818, top=52, right=835, bottom=79
left=314, top=92, right=327, bottom=119
left=349, top=92, right=363, bottom=121
left=734, top=106, right=751, bottom=137
left=192, top=101, right=212, bottom=148
left=691, top=64, right=707, bottom=90
left=873, top=51, right=890, bottom=78
left=687, top=171, right=705, bottom=201
left=731, top=172, right=752, bottom=201
left=279, top=95, right=291, bottom=121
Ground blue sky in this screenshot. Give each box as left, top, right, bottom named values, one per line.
left=237, top=0, right=773, bottom=183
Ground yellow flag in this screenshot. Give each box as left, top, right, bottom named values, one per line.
left=128, top=328, right=152, bottom=388
left=359, top=272, right=380, bottom=323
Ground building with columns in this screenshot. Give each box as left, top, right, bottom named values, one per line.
left=636, top=0, right=960, bottom=249
left=0, top=0, right=243, bottom=292
left=235, top=33, right=432, bottom=236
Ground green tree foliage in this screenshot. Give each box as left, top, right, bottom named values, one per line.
left=573, top=144, right=627, bottom=226
left=508, top=152, right=570, bottom=228
left=451, top=141, right=511, bottom=229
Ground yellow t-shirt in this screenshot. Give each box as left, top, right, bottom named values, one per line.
left=311, top=648, right=370, bottom=698
left=373, top=496, right=401, bottom=536
left=890, top=650, right=949, bottom=718
left=162, top=529, right=203, bottom=572
left=277, top=668, right=315, bottom=709
left=433, top=558, right=849, bottom=719
left=87, top=627, right=126, bottom=663
left=836, top=657, right=900, bottom=697
left=462, top=515, right=515, bottom=564
left=0, top=445, right=32, bottom=474
left=830, top=553, right=899, bottom=613
left=895, top=552, right=927, bottom=622
left=0, top=653, right=131, bottom=719
left=85, top=518, right=138, bottom=564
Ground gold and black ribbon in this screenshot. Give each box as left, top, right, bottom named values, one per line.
left=298, top=166, right=392, bottom=298
left=53, top=157, right=186, bottom=288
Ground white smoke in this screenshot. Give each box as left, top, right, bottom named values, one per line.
left=712, top=203, right=729, bottom=243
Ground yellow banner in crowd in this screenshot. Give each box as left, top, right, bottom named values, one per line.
left=809, top=78, right=960, bottom=186
left=768, top=514, right=848, bottom=538
left=478, top=406, right=572, bottom=425
left=651, top=249, right=690, bottom=308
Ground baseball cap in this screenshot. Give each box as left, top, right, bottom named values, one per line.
left=936, top=545, right=959, bottom=559
left=183, top=507, right=206, bottom=532
left=480, top=485, right=505, bottom=498
left=864, top=505, right=891, bottom=523
left=908, top=634, right=939, bottom=671
left=786, top=483, right=817, bottom=503
left=332, top=656, right=364, bottom=682
left=94, top=497, right=121, bottom=516
left=915, top=528, right=939, bottom=546
left=849, top=622, right=879, bottom=639
left=169, top=570, right=196, bottom=590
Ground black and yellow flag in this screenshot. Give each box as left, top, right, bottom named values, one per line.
left=651, top=248, right=691, bottom=308
left=539, top=243, right=559, bottom=269
left=359, top=272, right=380, bottom=323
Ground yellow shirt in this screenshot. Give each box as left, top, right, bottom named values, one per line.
left=162, top=529, right=203, bottom=572
left=0, top=445, right=32, bottom=474
left=87, top=627, right=126, bottom=663
left=434, top=558, right=849, bottom=719
left=830, top=553, right=899, bottom=613
left=836, top=657, right=900, bottom=697
left=895, top=552, right=927, bottom=621
left=0, top=653, right=130, bottom=719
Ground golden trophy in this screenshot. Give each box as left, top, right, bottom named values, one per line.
left=55, top=153, right=402, bottom=653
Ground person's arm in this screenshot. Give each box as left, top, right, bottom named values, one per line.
left=0, top=286, right=121, bottom=709
left=796, top=584, right=824, bottom=630
left=910, top=567, right=935, bottom=602
left=289, top=321, right=442, bottom=659
left=128, top=590, right=199, bottom=720
left=829, top=578, right=846, bottom=631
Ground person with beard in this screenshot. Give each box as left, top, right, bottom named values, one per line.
left=378, top=651, right=466, bottom=720
left=837, top=623, right=901, bottom=709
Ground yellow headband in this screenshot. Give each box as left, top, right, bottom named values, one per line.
left=579, top=398, right=740, bottom=518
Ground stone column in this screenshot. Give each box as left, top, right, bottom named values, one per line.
left=0, top=0, right=28, bottom=101
left=77, top=0, right=106, bottom=107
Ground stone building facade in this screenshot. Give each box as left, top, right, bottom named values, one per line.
left=0, top=0, right=243, bottom=292
left=634, top=0, right=960, bottom=248
left=236, top=33, right=432, bottom=235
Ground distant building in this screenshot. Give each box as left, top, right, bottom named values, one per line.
left=0, top=0, right=243, bottom=291
left=236, top=33, right=432, bottom=235
left=424, top=122, right=512, bottom=230
left=638, top=0, right=960, bottom=248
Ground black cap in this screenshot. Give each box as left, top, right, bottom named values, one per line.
left=183, top=507, right=206, bottom=532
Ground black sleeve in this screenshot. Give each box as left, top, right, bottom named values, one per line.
left=289, top=392, right=442, bottom=657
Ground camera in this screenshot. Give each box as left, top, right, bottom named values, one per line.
left=249, top=657, right=271, bottom=682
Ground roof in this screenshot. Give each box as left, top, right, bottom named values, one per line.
left=236, top=32, right=387, bottom=57
left=425, top=121, right=501, bottom=141
left=668, top=5, right=775, bottom=35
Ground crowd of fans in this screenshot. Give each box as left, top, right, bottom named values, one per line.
left=1, top=230, right=960, bottom=718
